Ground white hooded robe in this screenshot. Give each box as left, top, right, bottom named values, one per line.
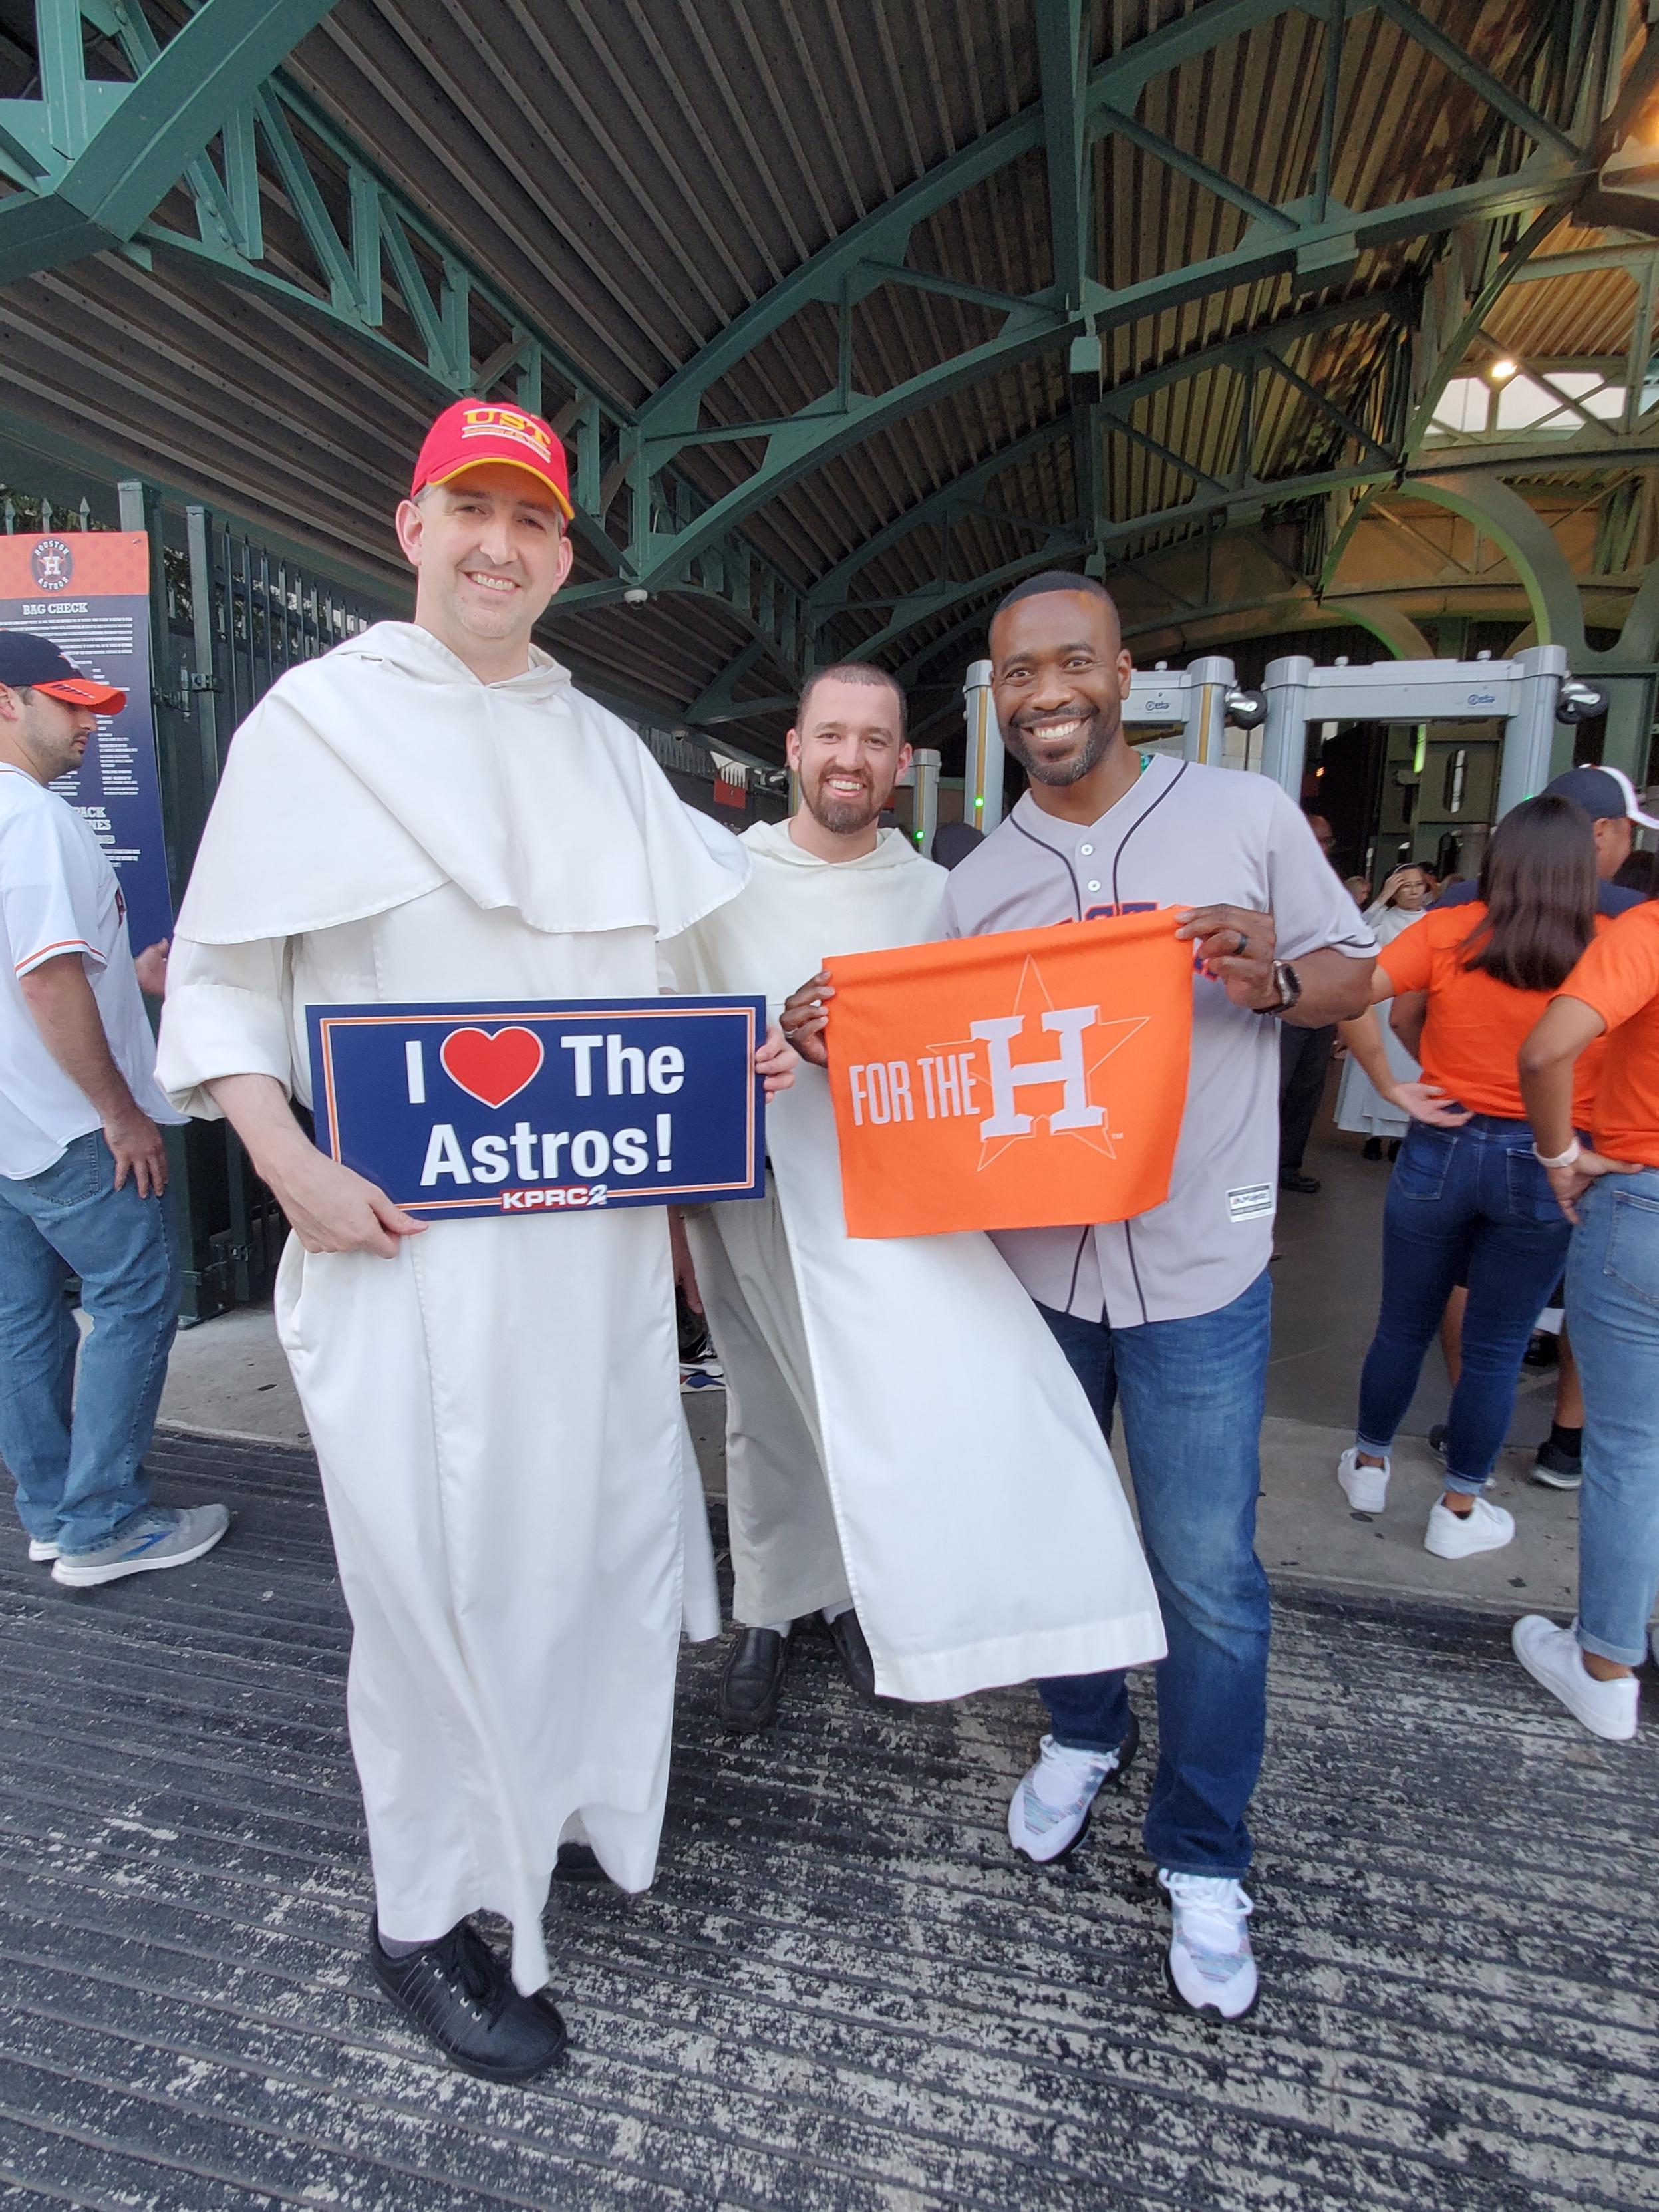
left=155, top=622, right=743, bottom=1993
left=665, top=820, right=1165, bottom=1702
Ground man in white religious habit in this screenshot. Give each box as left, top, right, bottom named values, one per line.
left=156, top=400, right=788, bottom=2082
left=665, top=664, right=1164, bottom=1734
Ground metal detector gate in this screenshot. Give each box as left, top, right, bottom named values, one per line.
left=1259, top=644, right=1602, bottom=812
left=963, top=646, right=1603, bottom=828
left=963, top=655, right=1265, bottom=824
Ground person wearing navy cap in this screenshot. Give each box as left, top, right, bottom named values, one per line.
left=0, top=633, right=227, bottom=1590
left=1435, top=764, right=1658, bottom=919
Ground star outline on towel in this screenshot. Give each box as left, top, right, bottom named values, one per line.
left=927, top=953, right=1149, bottom=1171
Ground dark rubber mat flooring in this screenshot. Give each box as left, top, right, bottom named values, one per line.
left=0, top=1428, right=1653, bottom=2210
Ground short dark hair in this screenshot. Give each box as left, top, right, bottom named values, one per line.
left=1461, top=794, right=1597, bottom=991
left=795, top=662, right=907, bottom=737
left=993, top=570, right=1117, bottom=623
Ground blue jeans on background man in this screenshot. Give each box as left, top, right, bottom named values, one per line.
left=1356, top=1114, right=1571, bottom=1494
left=1566, top=1168, right=1659, bottom=1667
left=0, top=1130, right=179, bottom=1556
left=1034, top=1267, right=1272, bottom=1878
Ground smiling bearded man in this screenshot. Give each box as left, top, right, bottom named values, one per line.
left=154, top=402, right=789, bottom=2082
left=665, top=665, right=1162, bottom=1736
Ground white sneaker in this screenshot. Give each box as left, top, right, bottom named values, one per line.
left=27, top=1538, right=58, bottom=1562
left=1424, top=1494, right=1514, bottom=1559
left=1511, top=1616, right=1638, bottom=1741
left=52, top=1504, right=230, bottom=1589
left=1336, top=1447, right=1390, bottom=1513
left=1159, top=1870, right=1258, bottom=2020
left=1008, top=1722, right=1136, bottom=1863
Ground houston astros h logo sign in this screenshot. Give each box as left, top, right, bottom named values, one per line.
left=821, top=909, right=1195, bottom=1239
left=971, top=1008, right=1104, bottom=1138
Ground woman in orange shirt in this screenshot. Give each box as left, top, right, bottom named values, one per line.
left=1334, top=797, right=1602, bottom=1561
left=1513, top=898, right=1659, bottom=1742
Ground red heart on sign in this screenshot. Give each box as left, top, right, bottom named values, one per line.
left=439, top=1026, right=545, bottom=1110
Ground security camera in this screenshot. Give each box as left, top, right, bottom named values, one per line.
left=1557, top=679, right=1607, bottom=724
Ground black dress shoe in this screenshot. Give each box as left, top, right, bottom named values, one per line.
left=1361, top=1136, right=1383, bottom=1161
left=1278, top=1168, right=1321, bottom=1195
left=368, top=1918, right=567, bottom=2082
left=718, top=1626, right=788, bottom=1732
left=824, top=1608, right=879, bottom=1705
left=551, top=1842, right=607, bottom=1885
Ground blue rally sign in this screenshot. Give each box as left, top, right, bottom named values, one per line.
left=307, top=996, right=766, bottom=1220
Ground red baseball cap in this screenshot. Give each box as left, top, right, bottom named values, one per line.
left=0, top=631, right=126, bottom=713
left=409, top=400, right=573, bottom=520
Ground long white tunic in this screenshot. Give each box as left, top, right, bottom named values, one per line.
left=666, top=821, right=1165, bottom=1702
left=1334, top=902, right=1418, bottom=1138
left=156, top=623, right=743, bottom=1993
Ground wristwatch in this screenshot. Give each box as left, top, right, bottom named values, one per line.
left=1263, top=960, right=1302, bottom=1015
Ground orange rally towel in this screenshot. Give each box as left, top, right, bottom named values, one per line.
left=824, top=907, right=1195, bottom=1239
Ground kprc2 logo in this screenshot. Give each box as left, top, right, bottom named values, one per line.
left=307, top=998, right=766, bottom=1221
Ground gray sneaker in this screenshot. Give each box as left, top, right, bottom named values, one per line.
left=52, top=1504, right=230, bottom=1589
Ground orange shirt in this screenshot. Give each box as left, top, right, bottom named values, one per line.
left=1555, top=900, right=1659, bottom=1168
left=1378, top=902, right=1606, bottom=1124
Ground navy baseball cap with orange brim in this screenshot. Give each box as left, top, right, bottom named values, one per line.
left=0, top=631, right=126, bottom=714
left=410, top=399, right=574, bottom=520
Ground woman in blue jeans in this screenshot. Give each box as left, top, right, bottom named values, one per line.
left=1517, top=895, right=1659, bottom=1740
left=1334, top=798, right=1604, bottom=1560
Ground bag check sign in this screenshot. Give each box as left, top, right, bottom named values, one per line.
left=307, top=995, right=766, bottom=1221
left=824, top=909, right=1193, bottom=1239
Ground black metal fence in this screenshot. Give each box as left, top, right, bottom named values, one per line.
left=3, top=466, right=388, bottom=1321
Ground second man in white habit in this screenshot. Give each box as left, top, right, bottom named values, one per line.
left=665, top=664, right=1163, bottom=1731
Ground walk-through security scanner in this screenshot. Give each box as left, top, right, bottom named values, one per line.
left=1259, top=645, right=1606, bottom=813
left=965, top=646, right=1605, bottom=828
left=895, top=746, right=941, bottom=855
left=963, top=657, right=1266, bottom=826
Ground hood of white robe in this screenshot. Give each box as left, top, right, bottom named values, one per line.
left=174, top=621, right=748, bottom=944
left=663, top=817, right=948, bottom=1012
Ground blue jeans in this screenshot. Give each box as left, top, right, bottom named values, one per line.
left=1356, top=1114, right=1571, bottom=1494
left=0, top=1130, right=178, bottom=1555
left=1566, top=1169, right=1659, bottom=1666
left=1035, top=1269, right=1272, bottom=1877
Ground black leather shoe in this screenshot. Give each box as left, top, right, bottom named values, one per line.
left=718, top=1626, right=788, bottom=1732
left=824, top=1609, right=879, bottom=1705
left=368, top=1918, right=567, bottom=2082
left=551, top=1843, right=608, bottom=1885
left=1278, top=1169, right=1320, bottom=1195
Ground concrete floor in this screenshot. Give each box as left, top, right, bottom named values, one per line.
left=1, top=1428, right=1652, bottom=2212
left=157, top=1092, right=1587, bottom=1623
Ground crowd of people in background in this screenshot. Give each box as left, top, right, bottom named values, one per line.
left=1281, top=762, right=1659, bottom=1743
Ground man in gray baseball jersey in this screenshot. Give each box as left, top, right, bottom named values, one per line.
left=926, top=573, right=1373, bottom=2019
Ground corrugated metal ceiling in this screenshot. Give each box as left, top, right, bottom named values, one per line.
left=0, top=0, right=1648, bottom=750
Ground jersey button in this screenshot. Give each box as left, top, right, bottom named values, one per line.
left=1087, top=879, right=1101, bottom=892
left=1080, top=843, right=1094, bottom=854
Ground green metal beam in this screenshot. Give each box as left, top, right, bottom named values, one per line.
left=802, top=289, right=1412, bottom=636
left=831, top=421, right=1659, bottom=680
left=0, top=0, right=341, bottom=281
left=632, top=0, right=1311, bottom=444
left=633, top=166, right=1581, bottom=593
left=1035, top=0, right=1090, bottom=309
